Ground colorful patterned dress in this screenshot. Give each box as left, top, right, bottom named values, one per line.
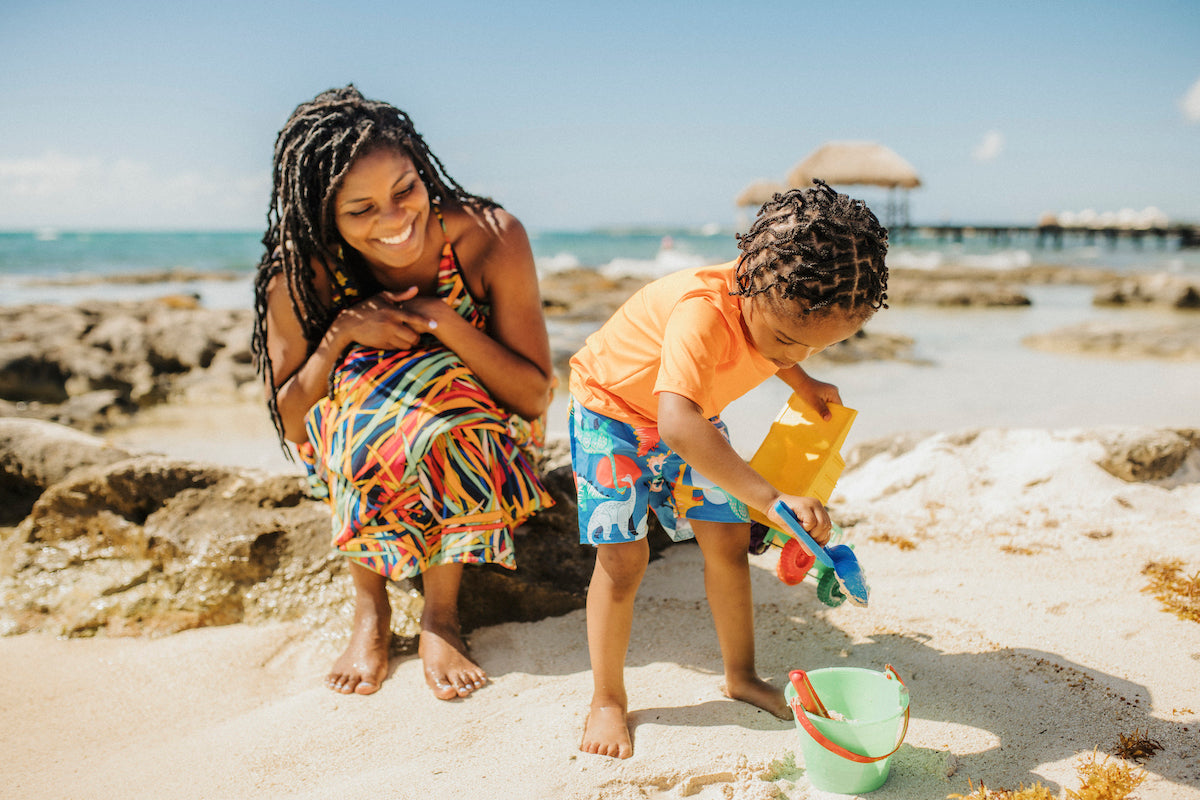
left=298, top=225, right=553, bottom=581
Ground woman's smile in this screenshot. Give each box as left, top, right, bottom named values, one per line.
left=335, top=147, right=432, bottom=274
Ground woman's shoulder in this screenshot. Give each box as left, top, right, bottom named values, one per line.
left=443, top=200, right=523, bottom=241
left=441, top=201, right=531, bottom=272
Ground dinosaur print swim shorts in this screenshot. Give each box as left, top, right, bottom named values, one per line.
left=568, top=399, right=749, bottom=546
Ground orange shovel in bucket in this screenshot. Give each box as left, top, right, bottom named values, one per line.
left=789, top=669, right=831, bottom=718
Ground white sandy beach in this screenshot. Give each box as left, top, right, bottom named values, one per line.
left=3, top=290, right=1200, bottom=800
left=3, top=422, right=1198, bottom=799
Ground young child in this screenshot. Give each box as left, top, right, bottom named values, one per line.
left=568, top=180, right=889, bottom=758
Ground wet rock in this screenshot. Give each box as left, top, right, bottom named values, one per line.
left=887, top=271, right=1031, bottom=307
left=1087, top=427, right=1200, bottom=482
left=539, top=268, right=650, bottom=324
left=0, top=419, right=622, bottom=639
left=0, top=417, right=133, bottom=524
left=1093, top=274, right=1200, bottom=309
left=812, top=329, right=921, bottom=365
left=1022, top=320, right=1200, bottom=360
left=0, top=300, right=257, bottom=432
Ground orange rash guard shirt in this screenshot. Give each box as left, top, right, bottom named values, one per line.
left=569, top=262, right=779, bottom=428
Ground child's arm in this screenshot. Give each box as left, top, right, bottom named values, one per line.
left=776, top=365, right=842, bottom=421
left=657, top=391, right=832, bottom=542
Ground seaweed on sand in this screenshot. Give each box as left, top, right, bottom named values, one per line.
left=1112, top=728, right=1164, bottom=762
left=1141, top=560, right=1200, bottom=623
left=947, top=751, right=1146, bottom=800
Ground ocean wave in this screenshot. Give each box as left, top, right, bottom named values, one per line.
left=534, top=252, right=582, bottom=274
left=889, top=248, right=1034, bottom=271
left=888, top=251, right=944, bottom=270
left=599, top=249, right=708, bottom=280
left=957, top=250, right=1033, bottom=270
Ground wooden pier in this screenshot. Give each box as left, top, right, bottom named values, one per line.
left=908, top=223, right=1199, bottom=249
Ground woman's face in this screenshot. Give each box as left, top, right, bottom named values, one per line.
left=742, top=294, right=864, bottom=370
left=333, top=147, right=432, bottom=275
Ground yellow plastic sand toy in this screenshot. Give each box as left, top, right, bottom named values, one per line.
left=748, top=395, right=863, bottom=606
left=749, top=395, right=856, bottom=521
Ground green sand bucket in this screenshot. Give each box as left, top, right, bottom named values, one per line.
left=785, top=665, right=910, bottom=794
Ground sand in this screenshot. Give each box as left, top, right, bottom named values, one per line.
left=4, top=417, right=1199, bottom=799
left=4, top=294, right=1200, bottom=799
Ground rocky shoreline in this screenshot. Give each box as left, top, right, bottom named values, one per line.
left=7, top=264, right=1194, bottom=436
left=4, top=412, right=1198, bottom=646
left=1, top=264, right=1197, bottom=641
left=0, top=416, right=644, bottom=641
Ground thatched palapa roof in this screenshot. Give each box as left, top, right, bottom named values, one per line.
left=734, top=179, right=787, bottom=208
left=787, top=141, right=922, bottom=190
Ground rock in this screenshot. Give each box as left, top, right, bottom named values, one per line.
left=1088, top=428, right=1200, bottom=482
left=539, top=268, right=650, bottom=324
left=0, top=340, right=71, bottom=403
left=887, top=272, right=1031, bottom=307
left=1022, top=320, right=1200, bottom=360
left=892, top=264, right=1123, bottom=286
left=0, top=418, right=133, bottom=524
left=812, top=329, right=921, bottom=365
left=0, top=419, right=636, bottom=639
left=1093, top=274, right=1200, bottom=309
left=0, top=300, right=257, bottom=432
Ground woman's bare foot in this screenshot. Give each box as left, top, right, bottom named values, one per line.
left=723, top=675, right=792, bottom=720
left=419, top=623, right=487, bottom=700
left=580, top=701, right=633, bottom=759
left=326, top=566, right=392, bottom=695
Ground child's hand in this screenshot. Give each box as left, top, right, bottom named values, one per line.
left=794, top=377, right=842, bottom=422
left=768, top=495, right=832, bottom=545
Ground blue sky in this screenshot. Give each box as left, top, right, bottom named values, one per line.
left=1, top=0, right=1197, bottom=231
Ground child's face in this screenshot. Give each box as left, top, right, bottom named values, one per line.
left=742, top=296, right=864, bottom=371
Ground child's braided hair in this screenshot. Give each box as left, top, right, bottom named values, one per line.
left=733, top=179, right=889, bottom=320
left=250, top=84, right=494, bottom=447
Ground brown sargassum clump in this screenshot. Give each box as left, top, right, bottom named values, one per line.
left=1141, top=559, right=1200, bottom=623
left=948, top=750, right=1146, bottom=800
left=1112, top=727, right=1164, bottom=762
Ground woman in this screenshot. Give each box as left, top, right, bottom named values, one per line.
left=251, top=85, right=554, bottom=699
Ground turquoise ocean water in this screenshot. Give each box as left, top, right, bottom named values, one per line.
left=2, top=227, right=1198, bottom=309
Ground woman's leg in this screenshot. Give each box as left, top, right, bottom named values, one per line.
left=419, top=562, right=487, bottom=700
left=580, top=538, right=650, bottom=759
left=690, top=519, right=790, bottom=719
left=327, top=560, right=392, bottom=695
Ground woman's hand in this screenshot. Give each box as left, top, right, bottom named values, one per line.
left=333, top=286, right=438, bottom=350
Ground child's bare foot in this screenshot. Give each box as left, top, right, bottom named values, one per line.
left=326, top=594, right=391, bottom=695
left=580, top=702, right=633, bottom=759
left=722, top=675, right=792, bottom=720
left=419, top=624, right=487, bottom=700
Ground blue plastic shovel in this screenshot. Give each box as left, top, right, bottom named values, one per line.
left=773, top=500, right=870, bottom=607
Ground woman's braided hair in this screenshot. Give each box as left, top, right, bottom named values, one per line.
left=733, top=179, right=889, bottom=320
left=250, top=84, right=494, bottom=447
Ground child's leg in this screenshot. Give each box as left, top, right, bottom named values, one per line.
left=327, top=560, right=392, bottom=695
left=689, top=519, right=791, bottom=720
left=581, top=538, right=650, bottom=759
left=420, top=562, right=488, bottom=700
